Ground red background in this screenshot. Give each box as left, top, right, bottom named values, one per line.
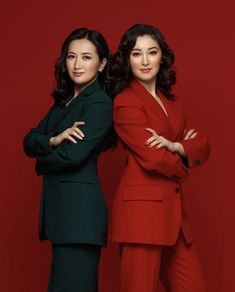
left=1, top=0, right=234, bottom=291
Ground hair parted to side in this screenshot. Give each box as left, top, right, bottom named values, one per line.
left=106, top=23, right=176, bottom=99
left=52, top=28, right=111, bottom=105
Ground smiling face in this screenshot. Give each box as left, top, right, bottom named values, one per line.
left=129, top=34, right=162, bottom=87
left=66, top=39, right=107, bottom=95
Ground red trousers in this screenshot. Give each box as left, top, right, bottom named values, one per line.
left=120, top=234, right=207, bottom=292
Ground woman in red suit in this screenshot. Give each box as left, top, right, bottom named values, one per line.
left=108, top=24, right=210, bottom=292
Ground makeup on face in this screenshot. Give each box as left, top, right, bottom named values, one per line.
left=66, top=39, right=106, bottom=95
left=129, top=35, right=162, bottom=87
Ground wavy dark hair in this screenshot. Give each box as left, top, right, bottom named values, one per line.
left=52, top=28, right=116, bottom=149
left=107, top=24, right=176, bottom=99
left=52, top=28, right=111, bottom=105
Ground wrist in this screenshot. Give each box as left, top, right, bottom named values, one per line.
left=174, top=142, right=186, bottom=156
left=173, top=142, right=180, bottom=152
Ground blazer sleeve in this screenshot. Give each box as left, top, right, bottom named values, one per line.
left=113, top=98, right=188, bottom=182
left=35, top=97, right=112, bottom=175
left=179, top=113, right=210, bottom=168
left=23, top=107, right=56, bottom=157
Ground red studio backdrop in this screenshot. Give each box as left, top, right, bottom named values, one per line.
left=1, top=1, right=234, bottom=291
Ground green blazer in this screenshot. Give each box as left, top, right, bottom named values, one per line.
left=24, top=80, right=112, bottom=246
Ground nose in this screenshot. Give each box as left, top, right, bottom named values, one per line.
left=142, top=53, right=149, bottom=66
left=74, top=57, right=82, bottom=69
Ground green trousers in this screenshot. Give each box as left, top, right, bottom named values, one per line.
left=48, top=243, right=101, bottom=292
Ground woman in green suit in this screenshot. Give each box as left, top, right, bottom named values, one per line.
left=23, top=28, right=112, bottom=292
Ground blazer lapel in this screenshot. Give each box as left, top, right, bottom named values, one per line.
left=54, top=79, right=102, bottom=128
left=129, top=79, right=170, bottom=122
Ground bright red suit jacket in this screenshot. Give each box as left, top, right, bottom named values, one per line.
left=111, top=79, right=210, bottom=245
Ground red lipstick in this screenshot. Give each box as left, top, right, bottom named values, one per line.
left=73, top=72, right=84, bottom=77
left=140, top=68, right=152, bottom=73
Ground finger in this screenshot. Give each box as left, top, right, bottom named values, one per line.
left=187, top=129, right=197, bottom=138
left=156, top=142, right=166, bottom=149
left=184, top=128, right=195, bottom=139
left=149, top=140, right=163, bottom=148
left=184, top=128, right=194, bottom=136
left=67, top=136, right=77, bottom=144
left=184, top=129, right=193, bottom=139
left=74, top=121, right=85, bottom=126
left=184, top=128, right=187, bottom=136
left=189, top=132, right=198, bottom=139
left=71, top=131, right=83, bottom=140
left=73, top=127, right=85, bottom=137
left=145, top=136, right=158, bottom=145
left=147, top=136, right=165, bottom=146
left=145, top=128, right=158, bottom=135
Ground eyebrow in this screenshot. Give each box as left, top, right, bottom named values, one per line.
left=67, top=51, right=93, bottom=55
left=132, top=47, right=160, bottom=51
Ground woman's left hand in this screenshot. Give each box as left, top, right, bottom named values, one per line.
left=145, top=128, right=177, bottom=152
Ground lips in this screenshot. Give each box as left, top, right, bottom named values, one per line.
left=73, top=72, right=84, bottom=77
left=140, top=68, right=152, bottom=73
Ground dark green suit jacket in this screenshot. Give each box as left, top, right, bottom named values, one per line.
left=24, top=80, right=112, bottom=246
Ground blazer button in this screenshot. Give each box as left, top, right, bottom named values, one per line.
left=175, top=187, right=180, bottom=193
left=193, top=159, right=200, bottom=165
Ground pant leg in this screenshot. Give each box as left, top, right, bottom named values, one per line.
left=160, top=234, right=207, bottom=292
left=48, top=243, right=101, bottom=292
left=120, top=243, right=162, bottom=292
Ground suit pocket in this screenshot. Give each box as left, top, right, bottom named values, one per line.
left=123, top=185, right=163, bottom=202
left=59, top=171, right=97, bottom=184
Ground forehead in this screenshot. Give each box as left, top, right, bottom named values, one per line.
left=68, top=39, right=97, bottom=54
left=133, top=35, right=160, bottom=49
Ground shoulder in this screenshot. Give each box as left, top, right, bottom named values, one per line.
left=86, top=88, right=112, bottom=109
left=114, top=87, right=142, bottom=108
left=90, top=88, right=112, bottom=101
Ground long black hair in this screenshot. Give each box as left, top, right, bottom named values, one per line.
left=107, top=24, right=176, bottom=99
left=52, top=28, right=111, bottom=105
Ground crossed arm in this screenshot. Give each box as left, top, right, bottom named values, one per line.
left=24, top=98, right=112, bottom=175
left=113, top=103, right=189, bottom=182
left=113, top=101, right=210, bottom=181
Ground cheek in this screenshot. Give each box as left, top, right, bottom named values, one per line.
left=66, top=60, right=72, bottom=72
left=129, top=59, right=139, bottom=73
left=87, top=61, right=100, bottom=74
left=151, top=58, right=162, bottom=70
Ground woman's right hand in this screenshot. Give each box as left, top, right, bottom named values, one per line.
left=49, top=121, right=85, bottom=146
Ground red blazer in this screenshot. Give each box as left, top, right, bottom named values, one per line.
left=111, top=79, right=210, bottom=245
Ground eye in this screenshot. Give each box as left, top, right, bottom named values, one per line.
left=149, top=50, right=157, bottom=55
left=131, top=52, right=141, bottom=57
left=82, top=55, right=92, bottom=60
left=67, top=54, right=75, bottom=59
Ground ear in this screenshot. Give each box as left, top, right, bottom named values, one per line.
left=98, top=58, right=107, bottom=72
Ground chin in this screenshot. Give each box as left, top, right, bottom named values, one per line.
left=138, top=76, right=155, bottom=83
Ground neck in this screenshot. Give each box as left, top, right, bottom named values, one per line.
left=137, top=78, right=157, bottom=97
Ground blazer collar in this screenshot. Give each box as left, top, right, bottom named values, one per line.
left=57, top=79, right=102, bottom=123
left=129, top=79, right=170, bottom=121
